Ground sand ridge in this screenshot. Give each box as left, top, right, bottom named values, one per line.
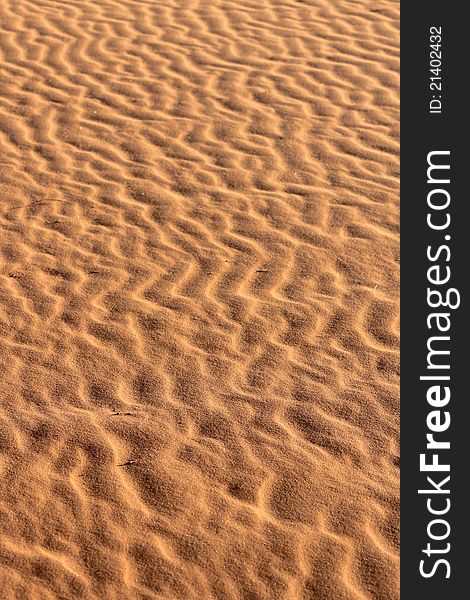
left=0, top=0, right=399, bottom=598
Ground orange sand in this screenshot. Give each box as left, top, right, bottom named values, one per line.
left=0, top=0, right=399, bottom=598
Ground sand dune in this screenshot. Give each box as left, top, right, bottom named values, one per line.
left=0, top=0, right=399, bottom=598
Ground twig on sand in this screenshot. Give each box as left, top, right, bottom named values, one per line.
left=8, top=200, right=56, bottom=211
left=37, top=245, right=56, bottom=256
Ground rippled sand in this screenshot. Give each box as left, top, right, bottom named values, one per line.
left=0, top=0, right=399, bottom=598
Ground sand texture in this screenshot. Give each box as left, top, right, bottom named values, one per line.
left=0, top=0, right=399, bottom=598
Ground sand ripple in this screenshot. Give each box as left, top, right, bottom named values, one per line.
left=0, top=0, right=399, bottom=598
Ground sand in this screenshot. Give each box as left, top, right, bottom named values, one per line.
left=0, top=0, right=399, bottom=598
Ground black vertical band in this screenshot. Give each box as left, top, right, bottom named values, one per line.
left=401, top=3, right=467, bottom=597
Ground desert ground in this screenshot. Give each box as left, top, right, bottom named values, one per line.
left=0, top=0, right=399, bottom=598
